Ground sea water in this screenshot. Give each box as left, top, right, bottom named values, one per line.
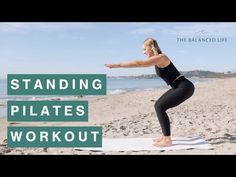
left=0, top=77, right=209, bottom=118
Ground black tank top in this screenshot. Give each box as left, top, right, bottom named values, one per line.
left=155, top=62, right=181, bottom=85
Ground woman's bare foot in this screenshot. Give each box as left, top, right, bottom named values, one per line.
left=153, top=136, right=172, bottom=147
left=152, top=135, right=164, bottom=142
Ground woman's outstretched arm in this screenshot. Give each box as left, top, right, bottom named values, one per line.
left=105, top=54, right=166, bottom=69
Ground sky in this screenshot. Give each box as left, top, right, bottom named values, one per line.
left=0, top=22, right=236, bottom=78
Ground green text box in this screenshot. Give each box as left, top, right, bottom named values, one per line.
left=8, top=101, right=88, bottom=122
left=7, top=126, right=102, bottom=147
left=7, top=74, right=106, bottom=95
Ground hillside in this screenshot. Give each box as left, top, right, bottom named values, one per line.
left=108, top=70, right=236, bottom=79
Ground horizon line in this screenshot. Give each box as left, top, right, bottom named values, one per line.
left=0, top=69, right=235, bottom=79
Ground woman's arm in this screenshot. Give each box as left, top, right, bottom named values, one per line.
left=105, top=54, right=166, bottom=69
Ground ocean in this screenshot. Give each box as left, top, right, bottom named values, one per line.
left=0, top=77, right=208, bottom=118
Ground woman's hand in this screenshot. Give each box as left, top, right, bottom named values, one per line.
left=104, top=64, right=120, bottom=69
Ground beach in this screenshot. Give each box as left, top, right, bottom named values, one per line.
left=0, top=77, right=236, bottom=154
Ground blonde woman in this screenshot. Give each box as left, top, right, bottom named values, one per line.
left=105, top=38, right=195, bottom=147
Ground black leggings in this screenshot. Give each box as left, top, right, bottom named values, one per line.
left=154, top=77, right=195, bottom=136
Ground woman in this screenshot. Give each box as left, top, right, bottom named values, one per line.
left=105, top=38, right=195, bottom=147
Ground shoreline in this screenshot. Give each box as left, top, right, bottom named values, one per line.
left=0, top=77, right=211, bottom=119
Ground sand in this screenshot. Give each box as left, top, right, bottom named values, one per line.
left=0, top=78, right=236, bottom=155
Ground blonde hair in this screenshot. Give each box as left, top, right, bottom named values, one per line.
left=143, top=38, right=162, bottom=55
